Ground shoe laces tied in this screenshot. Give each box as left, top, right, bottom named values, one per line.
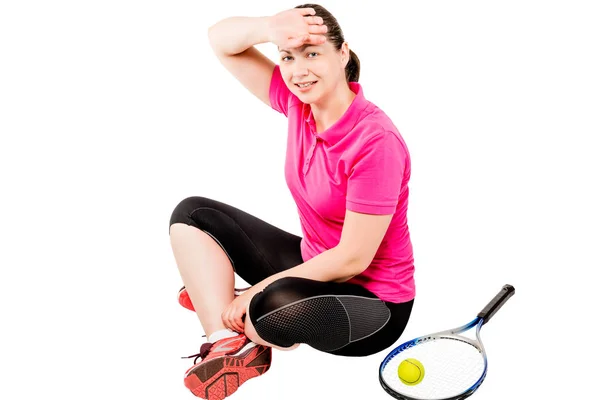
left=181, top=340, right=213, bottom=364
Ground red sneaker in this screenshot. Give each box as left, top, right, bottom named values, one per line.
left=178, top=286, right=251, bottom=312
left=178, top=286, right=194, bottom=312
left=182, top=334, right=272, bottom=400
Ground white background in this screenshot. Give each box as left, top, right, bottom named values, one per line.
left=1, top=1, right=598, bottom=399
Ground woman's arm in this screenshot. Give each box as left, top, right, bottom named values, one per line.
left=208, top=17, right=271, bottom=56
left=208, top=17, right=275, bottom=106
left=222, top=245, right=359, bottom=333
left=207, top=8, right=327, bottom=107
left=245, top=245, right=363, bottom=298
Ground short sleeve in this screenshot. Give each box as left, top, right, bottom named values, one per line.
left=346, top=132, right=406, bottom=214
left=269, top=65, right=292, bottom=116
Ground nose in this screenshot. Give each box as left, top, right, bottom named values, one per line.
left=292, top=67, right=309, bottom=79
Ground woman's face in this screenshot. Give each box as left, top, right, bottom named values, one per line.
left=278, top=40, right=349, bottom=105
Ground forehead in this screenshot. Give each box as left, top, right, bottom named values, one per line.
left=278, top=43, right=329, bottom=53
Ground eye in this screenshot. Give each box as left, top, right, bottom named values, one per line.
left=307, top=52, right=318, bottom=58
left=281, top=55, right=292, bottom=62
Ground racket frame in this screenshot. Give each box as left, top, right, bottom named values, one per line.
left=379, top=285, right=515, bottom=400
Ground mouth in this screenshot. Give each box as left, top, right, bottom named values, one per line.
left=295, top=81, right=317, bottom=88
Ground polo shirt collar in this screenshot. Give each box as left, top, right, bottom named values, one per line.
left=305, top=82, right=369, bottom=145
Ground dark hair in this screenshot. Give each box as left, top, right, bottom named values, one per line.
left=294, top=4, right=360, bottom=82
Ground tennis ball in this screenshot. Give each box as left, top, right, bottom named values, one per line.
left=397, top=358, right=425, bottom=385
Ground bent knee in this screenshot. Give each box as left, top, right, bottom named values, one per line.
left=249, top=277, right=312, bottom=316
left=247, top=277, right=309, bottom=349
left=248, top=277, right=392, bottom=352
left=169, top=196, right=212, bottom=229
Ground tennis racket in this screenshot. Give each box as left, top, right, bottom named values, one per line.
left=379, top=284, right=515, bottom=400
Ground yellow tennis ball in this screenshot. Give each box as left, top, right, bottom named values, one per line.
left=397, top=358, right=425, bottom=385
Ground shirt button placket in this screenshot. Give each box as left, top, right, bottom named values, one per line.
left=305, top=138, right=316, bottom=174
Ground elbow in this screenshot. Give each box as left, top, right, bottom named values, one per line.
left=207, top=24, right=217, bottom=49
left=207, top=21, right=220, bottom=37
left=207, top=23, right=235, bottom=57
left=207, top=20, right=225, bottom=53
left=337, top=250, right=370, bottom=281
left=350, top=258, right=370, bottom=277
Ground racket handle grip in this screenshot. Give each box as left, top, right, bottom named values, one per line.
left=477, top=284, right=515, bottom=325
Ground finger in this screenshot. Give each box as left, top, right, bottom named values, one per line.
left=231, top=316, right=244, bottom=333
left=303, top=15, right=323, bottom=25
left=223, top=309, right=233, bottom=327
left=224, top=309, right=238, bottom=331
left=304, top=34, right=327, bottom=45
left=222, top=314, right=232, bottom=331
left=225, top=311, right=239, bottom=332
left=307, top=24, right=327, bottom=34
left=233, top=321, right=244, bottom=334
left=297, top=7, right=316, bottom=16
left=287, top=34, right=309, bottom=48
left=235, top=310, right=246, bottom=332
left=225, top=308, right=241, bottom=332
left=235, top=314, right=245, bottom=332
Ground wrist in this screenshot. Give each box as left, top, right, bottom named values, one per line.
left=242, top=285, right=260, bottom=300
left=256, top=16, right=273, bottom=44
left=248, top=277, right=275, bottom=297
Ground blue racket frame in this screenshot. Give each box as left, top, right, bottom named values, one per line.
left=379, top=284, right=515, bottom=400
left=379, top=317, right=487, bottom=400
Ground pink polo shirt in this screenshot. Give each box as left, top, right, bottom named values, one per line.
left=269, top=65, right=415, bottom=303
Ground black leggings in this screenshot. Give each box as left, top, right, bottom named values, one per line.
left=169, top=196, right=413, bottom=357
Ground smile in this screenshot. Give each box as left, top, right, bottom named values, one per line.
left=295, top=81, right=317, bottom=88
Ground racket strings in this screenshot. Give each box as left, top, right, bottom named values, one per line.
left=381, top=338, right=485, bottom=399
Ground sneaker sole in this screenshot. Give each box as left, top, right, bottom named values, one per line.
left=184, top=345, right=271, bottom=400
